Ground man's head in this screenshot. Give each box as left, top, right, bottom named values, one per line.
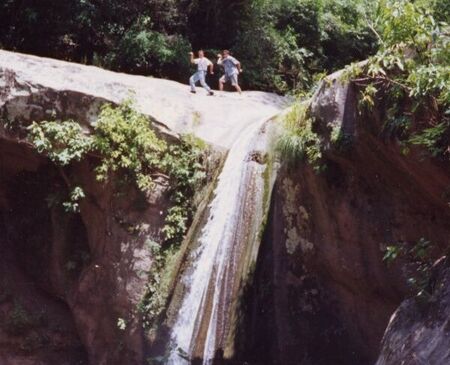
left=223, top=50, right=230, bottom=57
left=198, top=50, right=204, bottom=58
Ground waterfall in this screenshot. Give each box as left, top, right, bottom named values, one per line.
left=168, top=117, right=276, bottom=364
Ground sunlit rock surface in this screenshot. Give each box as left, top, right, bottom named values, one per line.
left=0, top=50, right=286, bottom=149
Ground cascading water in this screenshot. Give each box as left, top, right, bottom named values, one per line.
left=168, top=117, right=277, bottom=364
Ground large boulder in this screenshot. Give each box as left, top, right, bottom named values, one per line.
left=376, top=260, right=450, bottom=365
left=0, top=50, right=286, bottom=149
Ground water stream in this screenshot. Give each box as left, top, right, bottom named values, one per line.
left=168, top=117, right=276, bottom=364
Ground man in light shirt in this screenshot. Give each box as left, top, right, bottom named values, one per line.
left=189, top=50, right=214, bottom=95
left=217, top=50, right=242, bottom=94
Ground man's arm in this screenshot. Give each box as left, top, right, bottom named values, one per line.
left=231, top=56, right=242, bottom=73
left=189, top=52, right=195, bottom=64
left=217, top=54, right=223, bottom=65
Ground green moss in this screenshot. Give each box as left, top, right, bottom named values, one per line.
left=258, top=154, right=274, bottom=242
left=139, top=151, right=225, bottom=334
left=139, top=240, right=183, bottom=332
left=330, top=125, right=353, bottom=151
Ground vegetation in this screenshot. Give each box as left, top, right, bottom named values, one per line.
left=344, top=0, right=449, bottom=159
left=0, top=0, right=379, bottom=93
left=278, top=0, right=449, bottom=165
left=276, top=102, right=322, bottom=168
left=234, top=0, right=377, bottom=92
left=383, top=238, right=435, bottom=299
left=27, top=101, right=209, bottom=339
left=93, top=100, right=168, bottom=193
left=138, top=239, right=178, bottom=330
left=28, top=101, right=206, bottom=243
left=160, top=135, right=207, bottom=243
left=27, top=120, right=92, bottom=166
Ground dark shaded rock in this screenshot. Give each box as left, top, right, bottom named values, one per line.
left=0, top=138, right=167, bottom=365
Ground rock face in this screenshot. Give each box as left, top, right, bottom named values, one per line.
left=0, top=123, right=172, bottom=365
left=0, top=50, right=286, bottom=149
left=376, top=260, right=450, bottom=365
left=2, top=49, right=449, bottom=365
left=0, top=51, right=286, bottom=365
left=243, top=73, right=450, bottom=364
left=0, top=141, right=89, bottom=365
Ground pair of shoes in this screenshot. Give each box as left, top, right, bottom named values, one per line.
left=190, top=90, right=196, bottom=94
left=208, top=91, right=214, bottom=96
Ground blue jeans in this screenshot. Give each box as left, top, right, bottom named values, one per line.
left=190, top=71, right=211, bottom=92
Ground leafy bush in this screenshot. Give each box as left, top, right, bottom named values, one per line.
left=28, top=101, right=206, bottom=243
left=104, top=16, right=192, bottom=81
left=160, top=135, right=206, bottom=242
left=343, top=0, right=449, bottom=158
left=93, top=100, right=168, bottom=193
left=28, top=120, right=92, bottom=166
left=94, top=103, right=206, bottom=243
left=277, top=103, right=322, bottom=167
left=408, top=122, right=449, bottom=157
left=28, top=120, right=92, bottom=213
left=62, top=186, right=85, bottom=213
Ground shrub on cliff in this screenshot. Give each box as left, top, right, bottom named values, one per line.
left=342, top=0, right=449, bottom=158
left=28, top=101, right=206, bottom=244
left=279, top=0, right=449, bottom=166
left=276, top=102, right=322, bottom=167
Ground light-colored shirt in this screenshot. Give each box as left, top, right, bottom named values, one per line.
left=218, top=56, right=240, bottom=76
left=194, top=57, right=213, bottom=72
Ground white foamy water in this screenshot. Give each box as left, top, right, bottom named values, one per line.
left=168, top=118, right=270, bottom=364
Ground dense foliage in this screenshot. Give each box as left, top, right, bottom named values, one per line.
left=278, top=0, right=449, bottom=164
left=352, top=0, right=450, bottom=158
left=93, top=100, right=168, bottom=193
left=0, top=0, right=379, bottom=92
left=28, top=101, right=206, bottom=243
left=234, top=0, right=377, bottom=91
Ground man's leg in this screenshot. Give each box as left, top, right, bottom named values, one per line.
left=219, top=75, right=225, bottom=91
left=199, top=72, right=213, bottom=94
left=190, top=72, right=200, bottom=92
left=231, top=74, right=242, bottom=94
